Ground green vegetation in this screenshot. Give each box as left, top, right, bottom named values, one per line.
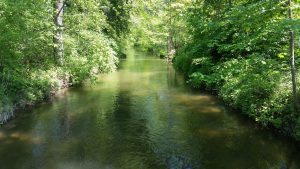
left=130, top=0, right=190, bottom=57
left=0, top=0, right=131, bottom=123
left=172, top=0, right=300, bottom=140
left=1, top=0, right=300, bottom=142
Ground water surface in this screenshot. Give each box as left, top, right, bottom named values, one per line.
left=1, top=49, right=300, bottom=169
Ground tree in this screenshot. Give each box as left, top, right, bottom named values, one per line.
left=54, top=0, right=64, bottom=66
left=0, top=0, right=122, bottom=123
left=167, top=0, right=174, bottom=54
left=288, top=0, right=299, bottom=110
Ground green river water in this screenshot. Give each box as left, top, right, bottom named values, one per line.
left=1, top=49, right=300, bottom=169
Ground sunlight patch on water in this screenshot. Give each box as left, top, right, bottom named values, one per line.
left=172, top=94, right=219, bottom=105
left=55, top=161, right=108, bottom=169
left=0, top=132, right=5, bottom=140
left=0, top=131, right=43, bottom=144
left=196, top=106, right=223, bottom=114
left=10, top=132, right=43, bottom=144
left=197, top=128, right=238, bottom=138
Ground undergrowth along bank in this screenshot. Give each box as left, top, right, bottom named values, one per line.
left=173, top=0, right=300, bottom=140
left=0, top=0, right=131, bottom=124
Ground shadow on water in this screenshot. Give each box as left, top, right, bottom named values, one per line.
left=1, top=48, right=300, bottom=169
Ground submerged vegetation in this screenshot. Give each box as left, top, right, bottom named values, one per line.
left=1, top=0, right=300, bottom=142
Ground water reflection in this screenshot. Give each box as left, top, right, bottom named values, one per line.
left=0, top=49, right=300, bottom=169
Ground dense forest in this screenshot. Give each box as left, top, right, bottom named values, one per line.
left=1, top=0, right=300, bottom=142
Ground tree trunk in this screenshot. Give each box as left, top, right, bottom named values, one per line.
left=54, top=0, right=64, bottom=66
left=288, top=0, right=299, bottom=110
left=167, top=0, right=174, bottom=54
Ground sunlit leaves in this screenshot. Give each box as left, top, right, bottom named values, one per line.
left=173, top=0, right=300, bottom=139
left=0, top=0, right=122, bottom=117
left=130, top=0, right=192, bottom=55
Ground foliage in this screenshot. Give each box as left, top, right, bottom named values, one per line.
left=1, top=0, right=300, bottom=143
left=0, top=0, right=131, bottom=122
left=129, top=0, right=192, bottom=56
left=173, top=0, right=300, bottom=140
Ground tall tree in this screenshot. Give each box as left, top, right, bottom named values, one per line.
left=54, top=0, right=64, bottom=66
left=288, top=0, right=299, bottom=110
left=167, top=0, right=174, bottom=54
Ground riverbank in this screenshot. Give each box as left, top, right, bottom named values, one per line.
left=0, top=60, right=118, bottom=124
left=0, top=0, right=133, bottom=125
left=0, top=69, right=70, bottom=124
left=168, top=0, right=300, bottom=142
left=173, top=53, right=300, bottom=141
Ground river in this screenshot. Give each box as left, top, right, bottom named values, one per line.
left=0, top=49, right=300, bottom=169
